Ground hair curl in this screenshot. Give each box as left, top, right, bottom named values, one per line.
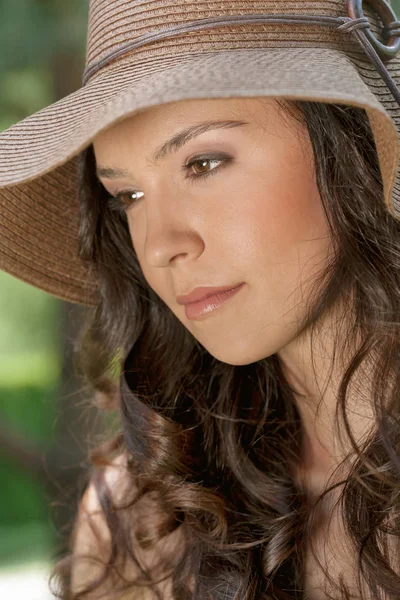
left=49, top=99, right=400, bottom=600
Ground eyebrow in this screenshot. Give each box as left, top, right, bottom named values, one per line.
left=96, top=119, right=249, bottom=180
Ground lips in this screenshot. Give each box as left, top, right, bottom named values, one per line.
left=182, top=283, right=245, bottom=320
left=176, top=283, right=244, bottom=305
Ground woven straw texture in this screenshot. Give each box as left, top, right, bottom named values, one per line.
left=0, top=0, right=399, bottom=305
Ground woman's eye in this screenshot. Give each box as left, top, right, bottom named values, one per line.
left=106, top=189, right=143, bottom=216
left=106, top=155, right=231, bottom=215
left=182, top=155, right=231, bottom=181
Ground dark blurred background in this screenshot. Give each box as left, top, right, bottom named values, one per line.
left=1, top=0, right=400, bottom=598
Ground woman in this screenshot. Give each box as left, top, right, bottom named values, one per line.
left=1, top=1, right=400, bottom=599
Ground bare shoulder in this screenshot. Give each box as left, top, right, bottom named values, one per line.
left=70, top=451, right=133, bottom=598
left=70, top=451, right=188, bottom=599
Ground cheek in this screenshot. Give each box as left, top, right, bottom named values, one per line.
left=217, top=153, right=328, bottom=270
left=251, top=162, right=331, bottom=326
left=260, top=168, right=328, bottom=258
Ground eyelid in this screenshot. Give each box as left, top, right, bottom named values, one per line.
left=184, top=151, right=232, bottom=170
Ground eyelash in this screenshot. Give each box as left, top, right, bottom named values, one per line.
left=106, top=155, right=231, bottom=215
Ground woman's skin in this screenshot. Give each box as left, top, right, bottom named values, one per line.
left=93, top=97, right=374, bottom=498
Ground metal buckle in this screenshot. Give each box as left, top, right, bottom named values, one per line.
left=347, top=0, right=400, bottom=60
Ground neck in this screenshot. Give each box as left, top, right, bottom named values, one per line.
left=276, top=303, right=375, bottom=494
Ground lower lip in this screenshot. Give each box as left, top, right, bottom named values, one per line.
left=184, top=283, right=245, bottom=320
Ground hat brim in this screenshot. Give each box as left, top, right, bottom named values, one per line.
left=0, top=47, right=398, bottom=305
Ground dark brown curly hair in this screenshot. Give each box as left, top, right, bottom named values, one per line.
left=49, top=99, right=400, bottom=600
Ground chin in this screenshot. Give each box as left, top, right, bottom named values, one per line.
left=200, top=341, right=274, bottom=366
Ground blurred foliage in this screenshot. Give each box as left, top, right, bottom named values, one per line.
left=0, top=523, right=54, bottom=566
left=0, top=384, right=59, bottom=559
left=0, top=1, right=88, bottom=68
left=0, top=271, right=61, bottom=371
left=0, top=385, right=57, bottom=444
left=0, top=0, right=89, bottom=568
left=0, top=0, right=88, bottom=130
left=0, top=68, right=53, bottom=132
left=392, top=1, right=400, bottom=20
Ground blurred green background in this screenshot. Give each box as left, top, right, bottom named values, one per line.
left=0, top=1, right=103, bottom=595
left=1, top=0, right=400, bottom=597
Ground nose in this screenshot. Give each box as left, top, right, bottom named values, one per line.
left=141, top=187, right=205, bottom=268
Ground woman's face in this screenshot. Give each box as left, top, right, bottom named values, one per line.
left=93, top=97, right=332, bottom=365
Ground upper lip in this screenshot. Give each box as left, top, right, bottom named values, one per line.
left=176, top=283, right=244, bottom=305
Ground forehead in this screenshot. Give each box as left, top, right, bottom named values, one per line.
left=93, top=96, right=277, bottom=146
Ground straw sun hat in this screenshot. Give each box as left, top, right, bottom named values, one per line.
left=1, top=0, right=400, bottom=307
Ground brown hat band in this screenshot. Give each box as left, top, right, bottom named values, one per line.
left=82, top=0, right=400, bottom=110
